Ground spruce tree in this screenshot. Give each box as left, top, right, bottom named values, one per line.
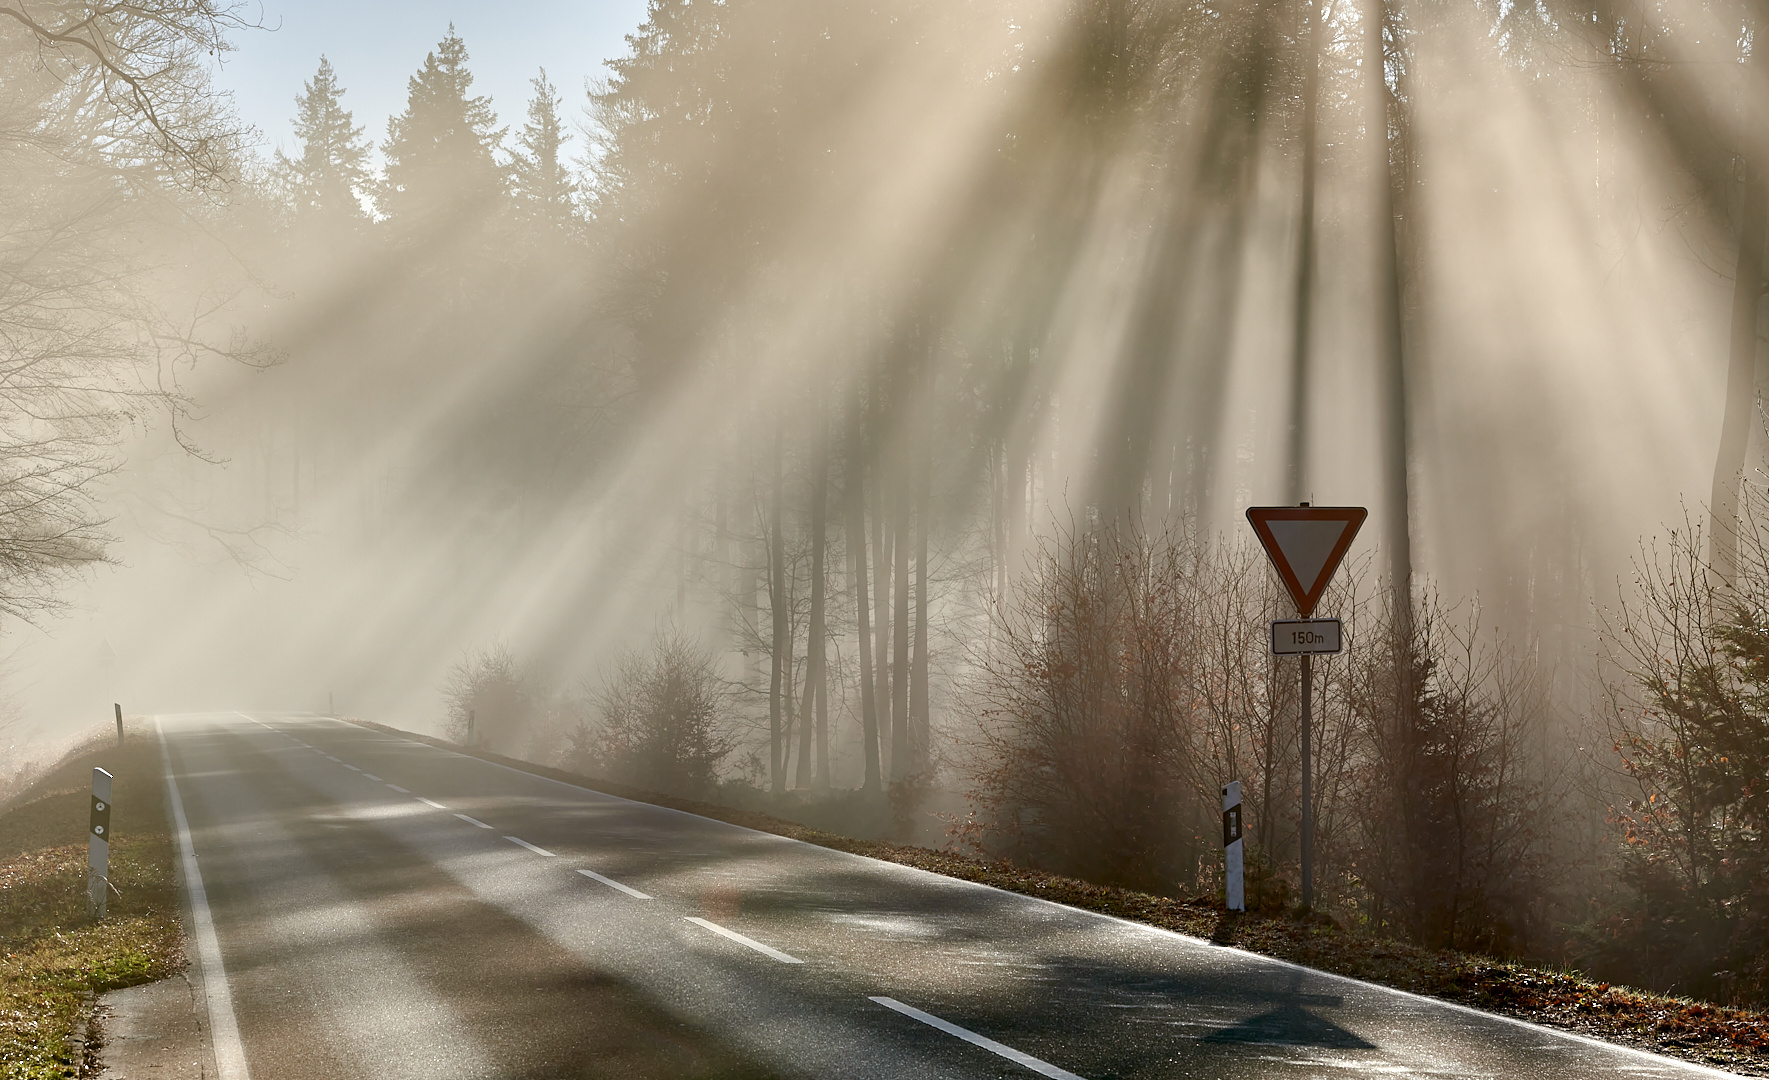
left=275, top=56, right=369, bottom=219
left=511, top=69, right=576, bottom=233
left=378, top=26, right=506, bottom=232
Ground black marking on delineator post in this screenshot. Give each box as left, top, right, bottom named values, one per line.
left=114, top=703, right=123, bottom=745
left=1222, top=781, right=1244, bottom=912
left=88, top=767, right=112, bottom=919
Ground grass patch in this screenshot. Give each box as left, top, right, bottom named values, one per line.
left=352, top=718, right=1769, bottom=1076
left=0, top=725, right=183, bottom=1080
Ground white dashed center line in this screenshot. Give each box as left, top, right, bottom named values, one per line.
left=342, top=764, right=361, bottom=772
left=454, top=813, right=493, bottom=829
left=387, top=784, right=410, bottom=794
left=416, top=797, right=447, bottom=810
left=576, top=868, right=652, bottom=899
left=503, top=835, right=555, bottom=857
left=685, top=917, right=803, bottom=964
left=324, top=755, right=341, bottom=762
left=869, top=997, right=1084, bottom=1080
left=362, top=773, right=382, bottom=781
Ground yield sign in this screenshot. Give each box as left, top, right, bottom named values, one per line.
left=1246, top=505, right=1367, bottom=617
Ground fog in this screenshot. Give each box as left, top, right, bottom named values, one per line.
left=0, top=0, right=1730, bottom=748
left=2, top=0, right=1764, bottom=993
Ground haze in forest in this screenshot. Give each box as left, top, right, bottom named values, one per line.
left=3, top=0, right=1768, bottom=1005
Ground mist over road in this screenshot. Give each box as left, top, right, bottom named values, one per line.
left=157, top=713, right=1725, bottom=1080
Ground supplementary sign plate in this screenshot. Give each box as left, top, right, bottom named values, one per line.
left=1246, top=505, right=1367, bottom=616
left=1270, top=618, right=1343, bottom=655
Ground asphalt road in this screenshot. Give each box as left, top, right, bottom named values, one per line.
left=155, top=712, right=1736, bottom=1080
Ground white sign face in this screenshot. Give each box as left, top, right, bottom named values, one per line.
left=1265, top=520, right=1352, bottom=598
left=1270, top=618, right=1343, bottom=655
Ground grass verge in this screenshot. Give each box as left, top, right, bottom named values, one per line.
left=351, top=718, right=1769, bottom=1076
left=0, top=725, right=183, bottom=1080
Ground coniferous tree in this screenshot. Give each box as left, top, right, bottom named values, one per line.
left=511, top=69, right=575, bottom=233
left=274, top=56, right=370, bottom=220
left=379, top=26, right=506, bottom=233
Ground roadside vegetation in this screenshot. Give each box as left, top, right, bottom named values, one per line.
left=0, top=725, right=182, bottom=1080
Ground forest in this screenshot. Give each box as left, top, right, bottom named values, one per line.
left=3, top=0, right=1768, bottom=1010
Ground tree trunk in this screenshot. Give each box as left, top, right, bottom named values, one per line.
left=814, top=637, right=830, bottom=792
left=848, top=413, right=883, bottom=792
left=1287, top=0, right=1323, bottom=504
left=797, top=418, right=828, bottom=789
left=911, top=369, right=933, bottom=775
left=873, top=452, right=893, bottom=772
left=769, top=425, right=787, bottom=795
left=892, top=451, right=912, bottom=781
left=715, top=473, right=730, bottom=652
left=1711, top=155, right=1766, bottom=587
left=1368, top=0, right=1414, bottom=647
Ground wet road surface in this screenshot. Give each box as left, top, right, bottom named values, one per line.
left=157, top=712, right=1736, bottom=1079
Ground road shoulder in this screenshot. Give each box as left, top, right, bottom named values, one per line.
left=93, top=973, right=211, bottom=1080
left=0, top=721, right=184, bottom=1079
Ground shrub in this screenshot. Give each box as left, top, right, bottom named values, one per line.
left=1595, top=495, right=1769, bottom=1002
left=582, top=629, right=734, bottom=796
left=441, top=643, right=536, bottom=755
left=963, top=518, right=1204, bottom=894
left=1347, top=594, right=1553, bottom=953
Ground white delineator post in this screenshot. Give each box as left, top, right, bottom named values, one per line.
left=88, top=767, right=113, bottom=919
left=1223, top=781, right=1244, bottom=912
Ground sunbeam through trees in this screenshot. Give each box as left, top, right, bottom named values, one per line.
left=2, top=0, right=1769, bottom=1013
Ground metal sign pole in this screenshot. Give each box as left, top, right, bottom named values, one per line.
left=1300, top=653, right=1313, bottom=912
left=1246, top=502, right=1365, bottom=917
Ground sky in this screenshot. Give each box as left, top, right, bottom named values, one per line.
left=211, top=0, right=653, bottom=165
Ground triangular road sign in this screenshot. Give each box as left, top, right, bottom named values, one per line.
left=1246, top=505, right=1367, bottom=617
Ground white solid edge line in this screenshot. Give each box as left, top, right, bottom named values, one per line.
left=453, top=813, right=493, bottom=829
left=416, top=797, right=447, bottom=810
left=870, top=997, right=1084, bottom=1080
left=387, top=784, right=410, bottom=794
left=503, top=835, right=556, bottom=857
left=684, top=916, right=803, bottom=964
left=158, top=718, right=253, bottom=1080
left=316, top=716, right=1723, bottom=1076
left=575, top=868, right=652, bottom=899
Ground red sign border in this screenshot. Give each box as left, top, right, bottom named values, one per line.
left=1245, top=506, right=1367, bottom=617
